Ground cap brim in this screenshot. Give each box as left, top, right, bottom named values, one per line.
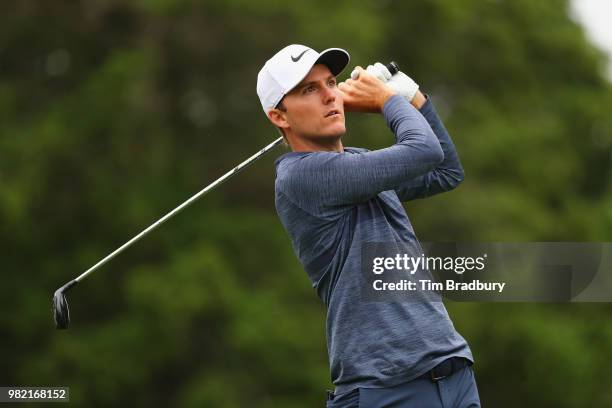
left=268, top=47, right=350, bottom=110
left=315, top=48, right=350, bottom=77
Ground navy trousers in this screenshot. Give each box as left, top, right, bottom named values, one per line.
left=326, top=366, right=481, bottom=408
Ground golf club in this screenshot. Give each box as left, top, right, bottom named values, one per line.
left=52, top=61, right=400, bottom=330
left=53, top=136, right=284, bottom=329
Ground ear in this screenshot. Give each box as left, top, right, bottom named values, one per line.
left=267, top=108, right=289, bottom=130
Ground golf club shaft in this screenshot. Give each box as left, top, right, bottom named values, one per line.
left=75, top=136, right=284, bottom=283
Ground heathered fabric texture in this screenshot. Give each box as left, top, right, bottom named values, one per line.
left=274, top=95, right=473, bottom=394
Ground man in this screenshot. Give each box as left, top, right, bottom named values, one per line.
left=257, top=44, right=480, bottom=407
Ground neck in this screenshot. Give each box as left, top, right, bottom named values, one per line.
left=288, top=135, right=344, bottom=153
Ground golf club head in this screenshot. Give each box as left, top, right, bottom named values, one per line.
left=53, top=279, right=78, bottom=329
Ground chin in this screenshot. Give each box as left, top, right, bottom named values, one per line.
left=300, top=123, right=346, bottom=141
left=325, top=123, right=346, bottom=138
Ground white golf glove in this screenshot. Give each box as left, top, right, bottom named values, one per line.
left=350, top=62, right=391, bottom=82
left=350, top=62, right=419, bottom=102
left=388, top=71, right=419, bottom=102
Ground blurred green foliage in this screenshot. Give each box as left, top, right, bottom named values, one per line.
left=1, top=0, right=611, bottom=406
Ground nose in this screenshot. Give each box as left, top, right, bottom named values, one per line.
left=322, top=85, right=336, bottom=105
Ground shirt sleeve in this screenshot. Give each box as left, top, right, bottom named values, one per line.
left=279, top=95, right=444, bottom=214
left=393, top=95, right=464, bottom=201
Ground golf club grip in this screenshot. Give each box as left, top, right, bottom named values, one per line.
left=386, top=61, right=400, bottom=76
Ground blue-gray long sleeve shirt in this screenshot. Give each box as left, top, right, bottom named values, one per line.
left=274, top=94, right=472, bottom=394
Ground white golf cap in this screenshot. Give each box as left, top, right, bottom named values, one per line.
left=256, top=44, right=350, bottom=113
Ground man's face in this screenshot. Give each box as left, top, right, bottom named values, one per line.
left=276, top=64, right=345, bottom=140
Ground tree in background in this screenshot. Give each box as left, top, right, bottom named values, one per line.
left=1, top=1, right=611, bottom=406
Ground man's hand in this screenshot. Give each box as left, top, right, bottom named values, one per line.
left=338, top=67, right=396, bottom=113
left=351, top=63, right=392, bottom=82
left=353, top=61, right=426, bottom=109
left=387, top=71, right=420, bottom=103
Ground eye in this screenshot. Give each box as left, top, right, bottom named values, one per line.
left=303, top=85, right=316, bottom=94
left=328, top=78, right=337, bottom=87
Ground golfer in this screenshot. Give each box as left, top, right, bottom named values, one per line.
left=257, top=44, right=480, bottom=407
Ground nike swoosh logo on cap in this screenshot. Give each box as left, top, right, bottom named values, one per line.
left=291, top=49, right=309, bottom=62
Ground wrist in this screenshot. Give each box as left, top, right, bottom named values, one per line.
left=379, top=88, right=397, bottom=112
left=411, top=90, right=427, bottom=109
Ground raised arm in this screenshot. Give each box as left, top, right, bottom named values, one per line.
left=393, top=94, right=464, bottom=201
left=278, top=93, right=444, bottom=211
